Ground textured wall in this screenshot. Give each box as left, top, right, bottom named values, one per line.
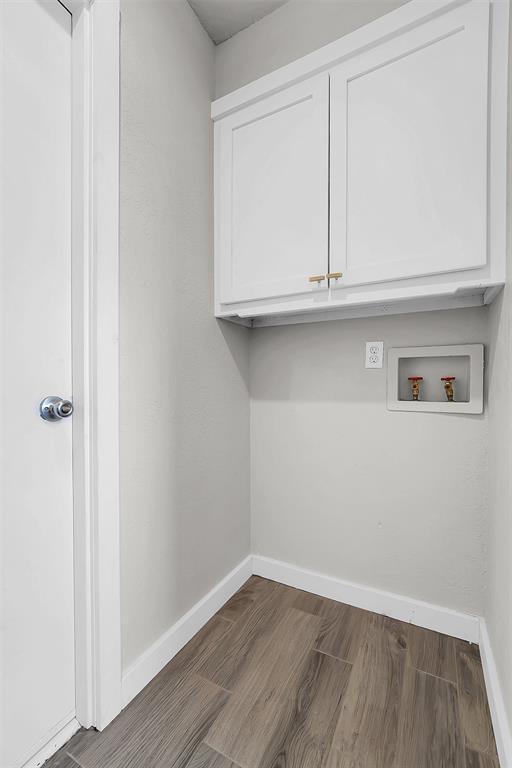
left=488, top=290, right=512, bottom=732
left=120, top=0, right=250, bottom=670
left=250, top=310, right=489, bottom=615
left=486, top=9, right=512, bottom=739
left=216, top=0, right=490, bottom=617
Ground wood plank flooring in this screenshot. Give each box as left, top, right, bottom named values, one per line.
left=46, top=576, right=499, bottom=768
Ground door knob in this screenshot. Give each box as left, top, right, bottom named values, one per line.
left=40, top=396, right=74, bottom=421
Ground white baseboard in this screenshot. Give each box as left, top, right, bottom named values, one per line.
left=121, top=555, right=252, bottom=707
left=253, top=556, right=512, bottom=764
left=21, top=717, right=80, bottom=768
left=121, top=552, right=510, bottom=767
left=479, top=619, right=512, bottom=768
left=252, top=555, right=480, bottom=643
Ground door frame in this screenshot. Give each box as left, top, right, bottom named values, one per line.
left=65, top=0, right=122, bottom=731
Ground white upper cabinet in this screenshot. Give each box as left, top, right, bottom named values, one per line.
left=216, top=75, right=329, bottom=304
left=212, top=0, right=508, bottom=326
left=329, top=2, right=489, bottom=288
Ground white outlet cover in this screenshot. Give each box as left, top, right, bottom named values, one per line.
left=365, top=341, right=384, bottom=368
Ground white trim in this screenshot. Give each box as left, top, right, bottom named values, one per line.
left=71, top=0, right=95, bottom=731
left=255, top=557, right=511, bottom=760
left=484, top=284, right=505, bottom=304
left=118, top=555, right=510, bottom=764
left=21, top=718, right=80, bottom=768
left=87, top=0, right=122, bottom=730
left=478, top=620, right=512, bottom=768
left=121, top=557, right=253, bottom=707
left=70, top=0, right=122, bottom=734
left=488, top=0, right=510, bottom=286
left=218, top=281, right=502, bottom=322
left=252, top=555, right=480, bottom=643
left=212, top=0, right=467, bottom=119
left=249, top=289, right=493, bottom=328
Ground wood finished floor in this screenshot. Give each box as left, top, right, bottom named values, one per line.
left=46, top=577, right=499, bottom=768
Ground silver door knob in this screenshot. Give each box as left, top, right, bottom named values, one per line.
left=40, top=396, right=74, bottom=421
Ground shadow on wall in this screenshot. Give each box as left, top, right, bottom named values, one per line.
left=248, top=306, right=489, bottom=616
left=165, top=313, right=250, bottom=631
left=248, top=306, right=489, bottom=415
left=119, top=0, right=251, bottom=669
left=217, top=319, right=250, bottom=391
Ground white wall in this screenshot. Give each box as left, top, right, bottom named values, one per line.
left=486, top=9, right=512, bottom=735
left=118, top=0, right=506, bottom=703
left=120, top=0, right=250, bottom=670
left=216, top=0, right=490, bottom=617
left=488, top=290, right=512, bottom=730
left=250, top=311, right=488, bottom=615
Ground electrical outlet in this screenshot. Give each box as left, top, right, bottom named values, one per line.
left=365, top=341, right=384, bottom=369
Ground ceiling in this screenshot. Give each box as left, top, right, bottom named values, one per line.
left=188, top=0, right=288, bottom=45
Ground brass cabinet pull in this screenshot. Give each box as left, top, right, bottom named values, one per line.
left=308, top=274, right=326, bottom=283
left=326, top=272, right=343, bottom=280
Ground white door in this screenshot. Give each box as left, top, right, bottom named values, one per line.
left=216, top=74, right=329, bottom=304
left=329, top=0, right=490, bottom=289
left=0, top=2, right=75, bottom=767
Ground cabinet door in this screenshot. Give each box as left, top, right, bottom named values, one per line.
left=330, top=1, right=489, bottom=288
left=216, top=75, right=329, bottom=304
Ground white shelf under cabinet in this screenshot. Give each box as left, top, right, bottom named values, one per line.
left=387, top=345, right=484, bottom=414
left=224, top=282, right=502, bottom=328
